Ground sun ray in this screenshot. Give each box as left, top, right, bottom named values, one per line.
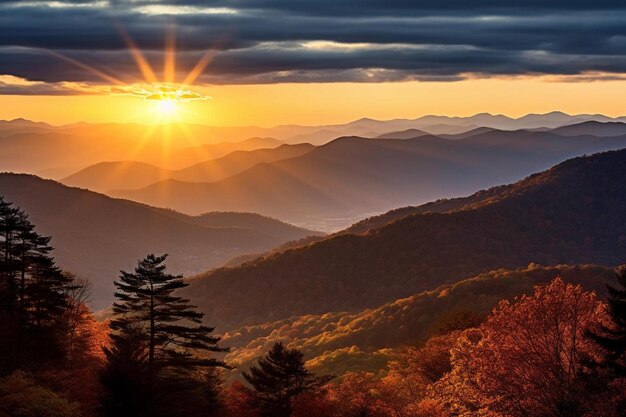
left=114, top=23, right=159, bottom=84
left=43, top=49, right=126, bottom=86
left=164, top=25, right=176, bottom=84
left=181, top=49, right=216, bottom=87
left=180, top=36, right=229, bottom=86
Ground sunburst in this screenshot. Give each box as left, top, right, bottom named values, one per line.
left=45, top=24, right=220, bottom=167
left=50, top=23, right=215, bottom=125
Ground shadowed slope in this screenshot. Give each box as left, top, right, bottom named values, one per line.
left=0, top=174, right=319, bottom=309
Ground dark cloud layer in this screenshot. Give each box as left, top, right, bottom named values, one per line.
left=0, top=0, right=625, bottom=90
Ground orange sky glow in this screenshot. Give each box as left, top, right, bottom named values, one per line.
left=2, top=76, right=626, bottom=127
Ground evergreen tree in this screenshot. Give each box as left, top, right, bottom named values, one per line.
left=592, top=265, right=626, bottom=377
left=243, top=342, right=327, bottom=417
left=109, top=254, right=225, bottom=369
left=101, top=254, right=226, bottom=417
left=0, top=196, right=77, bottom=373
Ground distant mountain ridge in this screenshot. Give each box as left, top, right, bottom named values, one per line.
left=182, top=148, right=626, bottom=330
left=62, top=143, right=314, bottom=193
left=0, top=174, right=319, bottom=309
left=549, top=121, right=626, bottom=137
left=112, top=130, right=626, bottom=229
left=2, top=111, right=625, bottom=162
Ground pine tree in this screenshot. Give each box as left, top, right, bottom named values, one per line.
left=0, top=196, right=78, bottom=373
left=101, top=254, right=226, bottom=417
left=109, top=253, right=226, bottom=369
left=0, top=197, right=23, bottom=314
left=243, top=342, right=327, bottom=417
left=592, top=265, right=626, bottom=377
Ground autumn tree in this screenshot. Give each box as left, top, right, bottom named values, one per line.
left=42, top=301, right=109, bottom=416
left=222, top=381, right=262, bottom=417
left=436, top=278, right=613, bottom=417
left=430, top=329, right=493, bottom=417
left=101, top=254, right=227, bottom=417
left=243, top=342, right=327, bottom=417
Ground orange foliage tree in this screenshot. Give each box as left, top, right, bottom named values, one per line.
left=435, top=278, right=615, bottom=417
left=41, top=303, right=109, bottom=416
left=221, top=381, right=261, bottom=417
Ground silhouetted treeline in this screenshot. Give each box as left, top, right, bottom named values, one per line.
left=0, top=196, right=105, bottom=416
left=0, top=195, right=87, bottom=372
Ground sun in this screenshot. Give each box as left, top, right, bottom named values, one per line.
left=156, top=98, right=178, bottom=116
left=147, top=87, right=190, bottom=123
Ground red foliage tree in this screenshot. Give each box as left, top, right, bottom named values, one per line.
left=221, top=381, right=261, bottom=417
left=438, top=278, right=615, bottom=417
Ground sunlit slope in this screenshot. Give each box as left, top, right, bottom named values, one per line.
left=62, top=143, right=314, bottom=192
left=0, top=174, right=318, bottom=309
left=182, top=148, right=626, bottom=330
left=114, top=131, right=626, bottom=227
left=222, top=265, right=615, bottom=375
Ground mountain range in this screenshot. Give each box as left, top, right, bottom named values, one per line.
left=181, top=148, right=626, bottom=330
left=3, top=112, right=626, bottom=177
left=62, top=143, right=314, bottom=193
left=111, top=128, right=626, bottom=229
left=0, top=174, right=320, bottom=309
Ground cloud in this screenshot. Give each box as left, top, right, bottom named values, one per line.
left=140, top=85, right=210, bottom=101
left=0, top=0, right=626, bottom=91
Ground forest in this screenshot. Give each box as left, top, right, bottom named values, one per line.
left=1, top=194, right=626, bottom=417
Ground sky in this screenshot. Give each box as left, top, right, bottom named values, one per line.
left=1, top=0, right=626, bottom=126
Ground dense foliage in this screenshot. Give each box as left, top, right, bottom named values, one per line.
left=591, top=266, right=626, bottom=378
left=222, top=278, right=625, bottom=417
left=221, top=264, right=615, bottom=375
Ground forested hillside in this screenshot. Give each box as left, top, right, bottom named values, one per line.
left=222, top=264, right=615, bottom=375
left=184, top=149, right=626, bottom=329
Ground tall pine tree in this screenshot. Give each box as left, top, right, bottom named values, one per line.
left=243, top=342, right=328, bottom=417
left=101, top=254, right=226, bottom=417
left=109, top=254, right=225, bottom=369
